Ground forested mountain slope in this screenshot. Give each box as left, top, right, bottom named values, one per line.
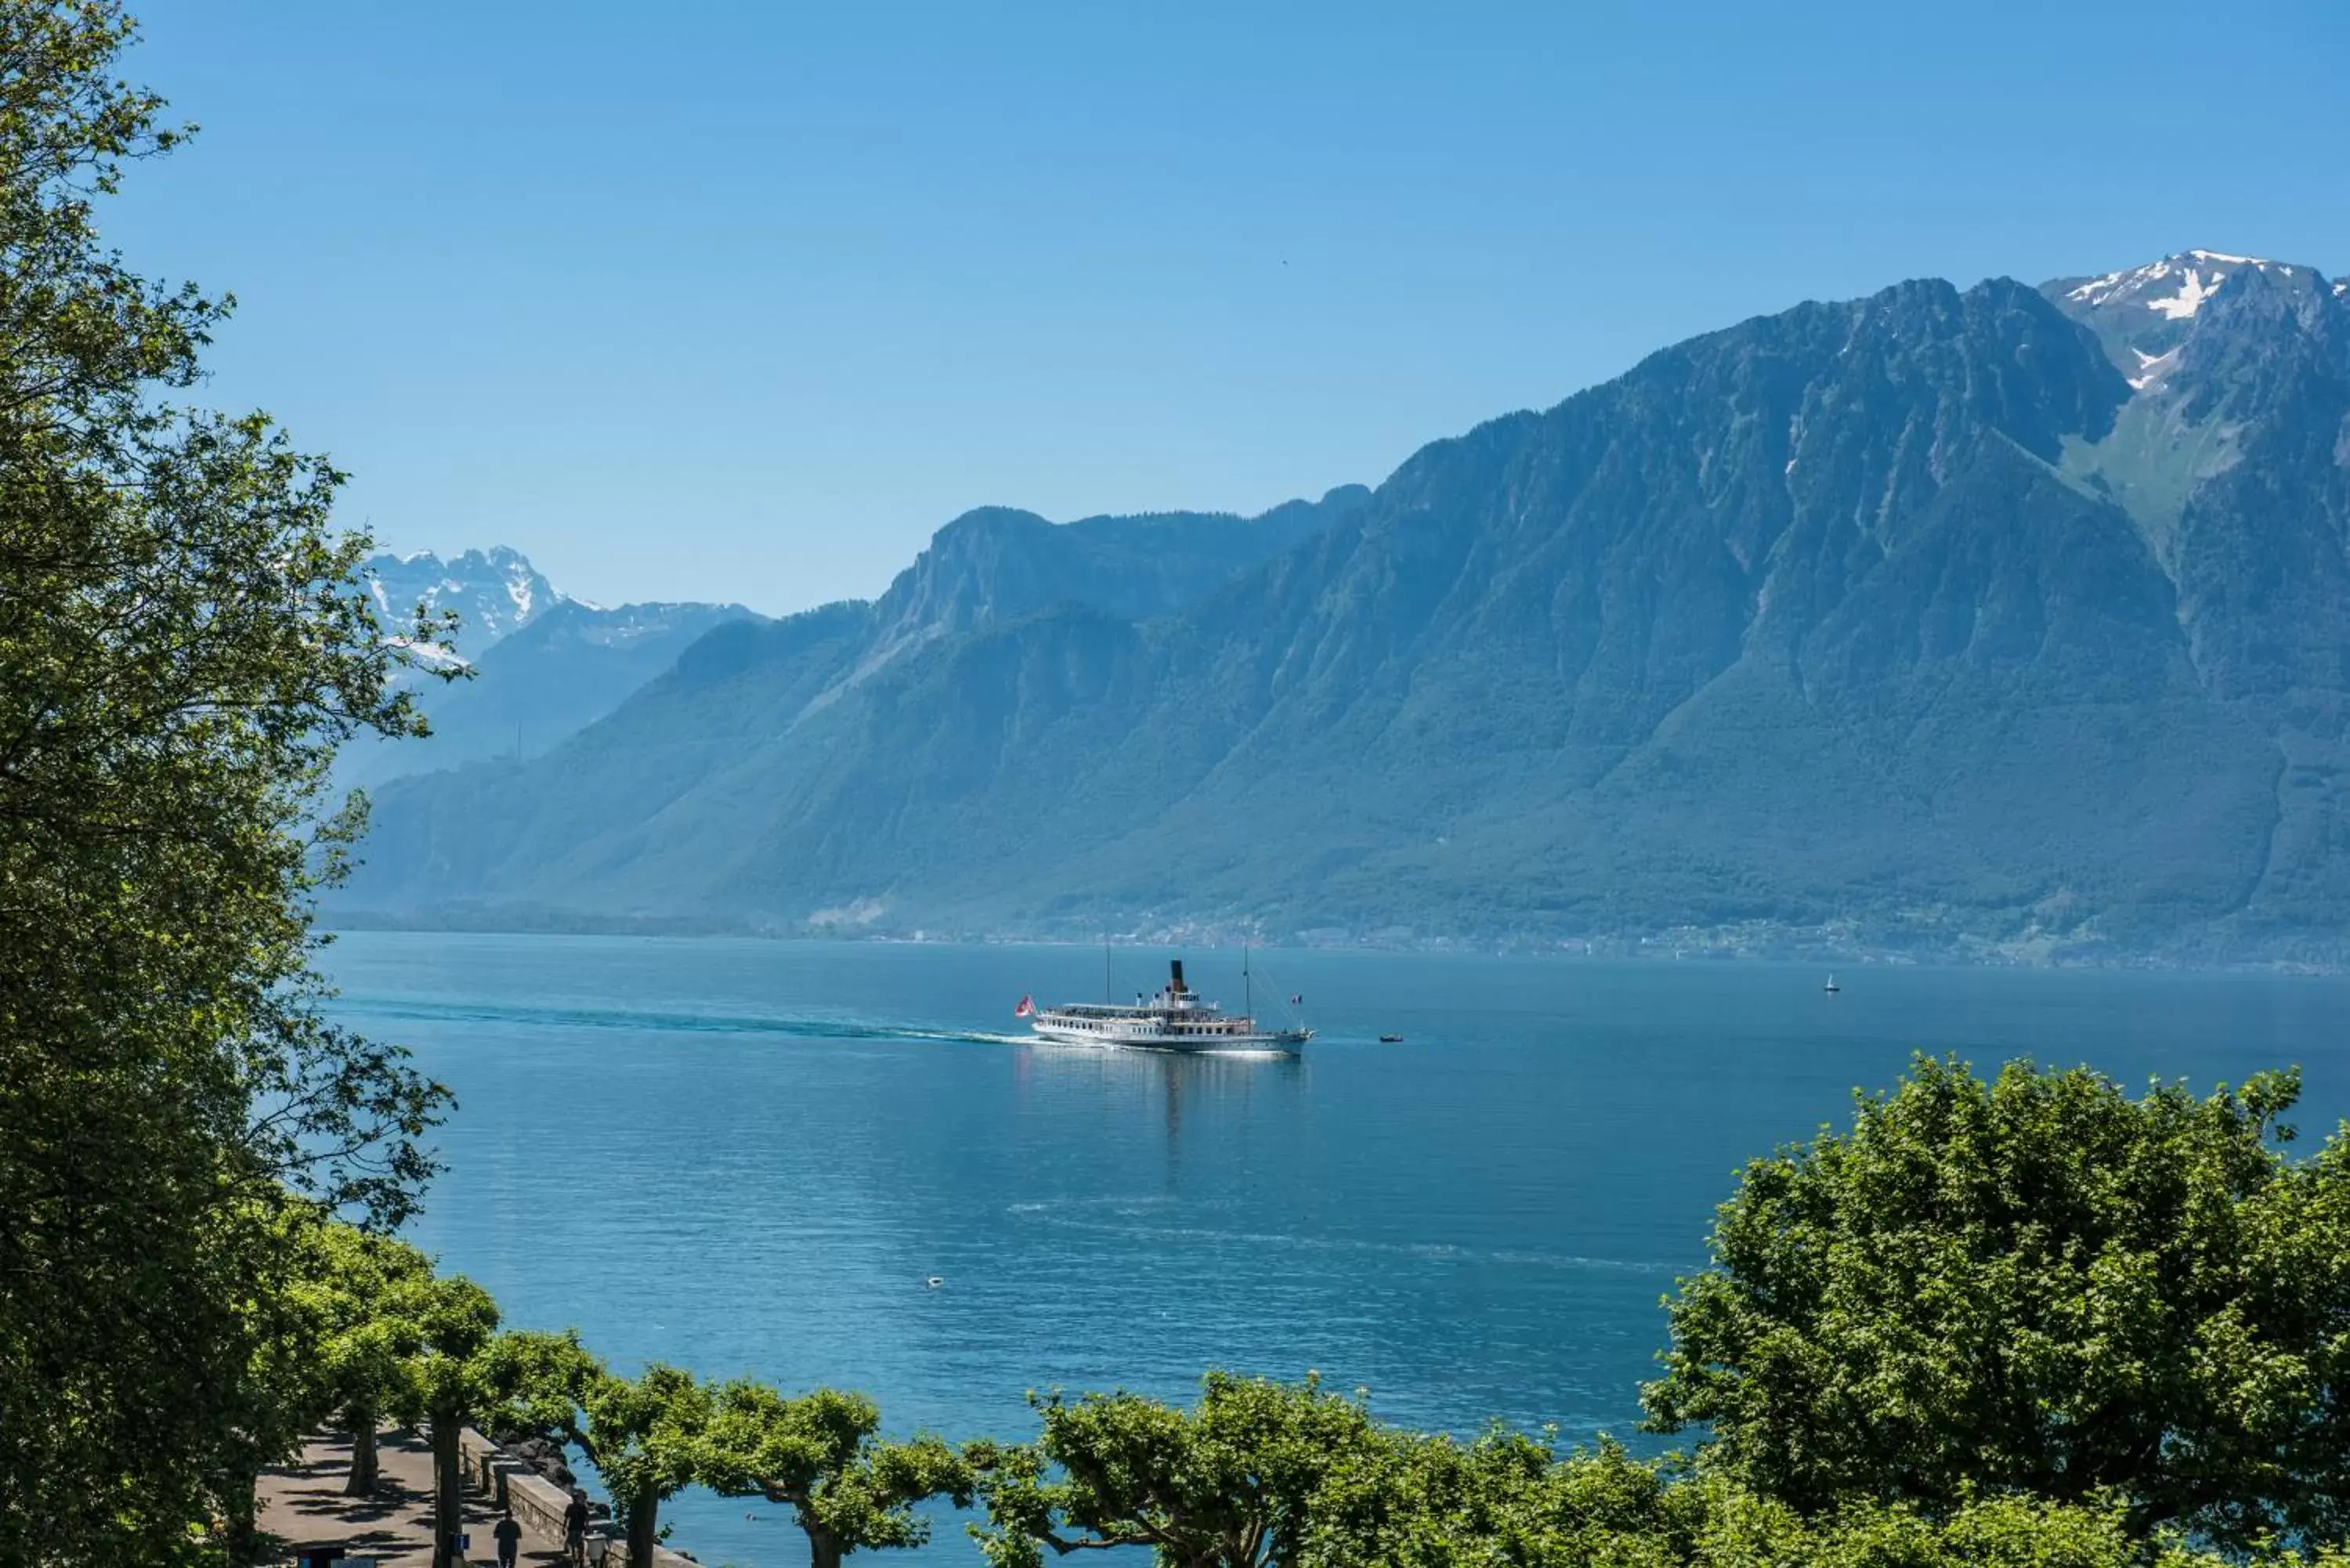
left=339, top=256, right=2350, bottom=961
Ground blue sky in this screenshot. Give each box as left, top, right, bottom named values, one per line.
left=114, top=1, right=2348, bottom=614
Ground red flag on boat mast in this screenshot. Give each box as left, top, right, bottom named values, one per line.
left=1014, top=995, right=1035, bottom=1017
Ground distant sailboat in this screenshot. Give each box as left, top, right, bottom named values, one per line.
left=1822, top=974, right=1841, bottom=993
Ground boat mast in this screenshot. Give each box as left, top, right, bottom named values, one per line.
left=1244, top=942, right=1252, bottom=1019
left=1104, top=938, right=1111, bottom=1004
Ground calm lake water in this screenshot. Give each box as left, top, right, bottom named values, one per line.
left=323, top=933, right=2350, bottom=1566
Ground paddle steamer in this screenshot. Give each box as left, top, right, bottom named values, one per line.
left=1021, top=959, right=1309, bottom=1053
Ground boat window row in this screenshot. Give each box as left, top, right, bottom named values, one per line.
left=1039, top=1012, right=1249, bottom=1035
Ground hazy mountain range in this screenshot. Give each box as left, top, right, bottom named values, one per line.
left=332, top=251, right=2350, bottom=963
left=338, top=547, right=750, bottom=790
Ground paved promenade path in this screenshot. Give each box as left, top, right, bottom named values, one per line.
left=257, top=1427, right=570, bottom=1566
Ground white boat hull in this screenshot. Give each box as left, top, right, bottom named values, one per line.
left=1029, top=1017, right=1309, bottom=1053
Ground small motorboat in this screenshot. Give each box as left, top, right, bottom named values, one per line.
left=1377, top=1033, right=1404, bottom=1043
left=1822, top=974, right=1841, bottom=993
left=924, top=1276, right=944, bottom=1289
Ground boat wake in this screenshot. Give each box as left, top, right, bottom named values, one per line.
left=1003, top=1201, right=1676, bottom=1274
left=334, top=994, right=1034, bottom=1049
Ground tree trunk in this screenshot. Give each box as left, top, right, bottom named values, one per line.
left=431, top=1414, right=464, bottom=1568
left=627, top=1491, right=660, bottom=1568
left=344, top=1407, right=379, bottom=1496
left=222, top=1469, right=260, bottom=1563
left=801, top=1521, right=843, bottom=1568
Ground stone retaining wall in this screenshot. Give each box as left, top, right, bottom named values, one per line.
left=456, top=1428, right=699, bottom=1567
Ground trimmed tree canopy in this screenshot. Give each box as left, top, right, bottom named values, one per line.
left=700, top=1382, right=972, bottom=1568
left=969, top=1373, right=1381, bottom=1568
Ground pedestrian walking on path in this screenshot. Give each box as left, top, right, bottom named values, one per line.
left=564, top=1490, right=590, bottom=1566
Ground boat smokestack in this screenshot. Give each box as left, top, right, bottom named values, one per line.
left=1170, top=959, right=1184, bottom=993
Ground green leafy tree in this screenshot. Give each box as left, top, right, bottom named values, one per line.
left=1300, top=1430, right=1679, bottom=1568
left=700, top=1382, right=973, bottom=1568
left=205, top=1202, right=354, bottom=1563
left=441, top=1330, right=601, bottom=1567
left=381, top=1272, right=500, bottom=1568
left=967, top=1373, right=1379, bottom=1568
left=1641, top=1055, right=2350, bottom=1551
left=580, top=1364, right=714, bottom=1568
left=295, top=1220, right=439, bottom=1495
left=368, top=1270, right=598, bottom=1568
left=0, top=3, right=454, bottom=1559
left=1300, top=1425, right=2309, bottom=1568
left=580, top=1364, right=713, bottom=1568
left=1659, top=1483, right=2242, bottom=1568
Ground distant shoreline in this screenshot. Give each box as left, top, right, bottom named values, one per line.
left=316, top=910, right=2350, bottom=976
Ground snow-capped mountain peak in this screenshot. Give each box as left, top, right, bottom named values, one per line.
left=2062, top=250, right=2286, bottom=319
left=2042, top=250, right=2341, bottom=396
left=364, top=545, right=569, bottom=656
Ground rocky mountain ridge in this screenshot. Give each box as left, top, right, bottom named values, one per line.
left=344, top=547, right=754, bottom=789
left=366, top=545, right=562, bottom=662
left=337, top=252, right=2350, bottom=963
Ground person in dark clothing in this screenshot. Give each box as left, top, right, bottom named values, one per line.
left=564, top=1490, right=591, bottom=1566
left=494, top=1506, right=523, bottom=1568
